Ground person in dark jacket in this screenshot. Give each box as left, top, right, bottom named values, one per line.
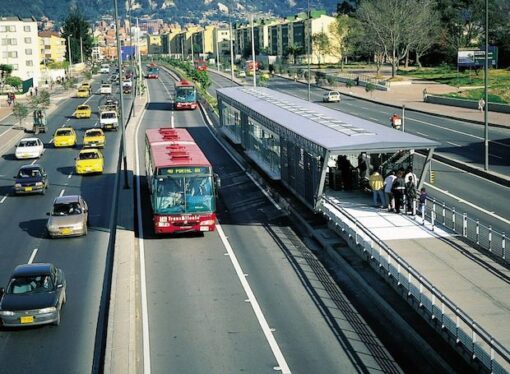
left=405, top=176, right=417, bottom=215
left=391, top=170, right=405, bottom=213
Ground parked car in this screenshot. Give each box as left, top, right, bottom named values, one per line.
left=75, top=149, right=104, bottom=175
left=53, top=127, right=77, bottom=148
left=83, top=129, right=105, bottom=148
left=15, top=138, right=44, bottom=159
left=0, top=263, right=66, bottom=327
left=13, top=164, right=48, bottom=195
left=322, top=91, right=341, bottom=103
left=100, top=84, right=112, bottom=95
left=46, top=195, right=89, bottom=238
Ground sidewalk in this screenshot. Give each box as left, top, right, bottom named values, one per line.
left=322, top=190, right=510, bottom=370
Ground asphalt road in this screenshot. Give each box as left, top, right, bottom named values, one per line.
left=207, top=71, right=510, bottom=237
left=137, top=69, right=396, bottom=373
left=0, top=76, right=132, bottom=373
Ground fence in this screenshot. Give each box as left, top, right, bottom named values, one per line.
left=317, top=196, right=510, bottom=374
left=423, top=198, right=508, bottom=265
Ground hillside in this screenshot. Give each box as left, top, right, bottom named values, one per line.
left=0, top=0, right=343, bottom=25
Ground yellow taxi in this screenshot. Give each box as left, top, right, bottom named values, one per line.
left=74, top=104, right=92, bottom=119
left=75, top=149, right=104, bottom=175
left=76, top=87, right=90, bottom=98
left=83, top=129, right=105, bottom=148
left=80, top=82, right=91, bottom=90
left=261, top=71, right=271, bottom=80
left=53, top=127, right=77, bottom=148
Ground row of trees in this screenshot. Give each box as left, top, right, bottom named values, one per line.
left=306, top=0, right=510, bottom=76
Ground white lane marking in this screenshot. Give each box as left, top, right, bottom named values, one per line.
left=28, top=248, right=38, bottom=264
left=416, top=131, right=429, bottom=137
left=424, top=182, right=510, bottom=225
left=59, top=188, right=65, bottom=197
left=217, top=224, right=291, bottom=374
left=171, top=111, right=174, bottom=129
left=68, top=173, right=72, bottom=179
left=134, top=87, right=152, bottom=374
left=30, top=159, right=38, bottom=165
left=94, top=121, right=98, bottom=127
left=0, top=195, right=7, bottom=204
left=490, top=153, right=503, bottom=160
left=446, top=141, right=461, bottom=147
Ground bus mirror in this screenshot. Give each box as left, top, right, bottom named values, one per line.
left=213, top=173, right=221, bottom=189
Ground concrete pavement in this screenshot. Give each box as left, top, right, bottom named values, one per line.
left=322, top=190, right=510, bottom=371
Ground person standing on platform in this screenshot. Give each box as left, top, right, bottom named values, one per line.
left=369, top=169, right=385, bottom=208
left=384, top=170, right=396, bottom=212
left=391, top=170, right=406, bottom=214
left=405, top=176, right=417, bottom=215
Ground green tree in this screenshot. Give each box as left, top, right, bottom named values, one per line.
left=312, top=32, right=330, bottom=68
left=365, top=82, right=376, bottom=98
left=12, top=102, right=30, bottom=129
left=61, top=6, right=93, bottom=64
left=286, top=44, right=303, bottom=65
left=328, top=15, right=351, bottom=70
left=0, top=64, right=13, bottom=80
left=5, top=76, right=22, bottom=90
left=30, top=90, right=51, bottom=111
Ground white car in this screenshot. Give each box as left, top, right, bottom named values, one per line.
left=15, top=138, right=44, bottom=159
left=100, top=84, right=112, bottom=94
left=323, top=91, right=341, bottom=103
left=237, top=71, right=246, bottom=78
left=100, top=111, right=118, bottom=131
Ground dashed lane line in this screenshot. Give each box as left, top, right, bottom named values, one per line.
left=28, top=248, right=38, bottom=264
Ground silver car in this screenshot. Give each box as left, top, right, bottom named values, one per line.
left=323, top=91, right=341, bottom=103
left=47, top=195, right=89, bottom=238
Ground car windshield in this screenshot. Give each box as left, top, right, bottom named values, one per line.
left=78, top=106, right=88, bottom=110
left=79, top=152, right=99, bottom=160
left=175, top=87, right=196, bottom=102
left=56, top=130, right=72, bottom=136
left=102, top=85, right=110, bottom=88
left=7, top=275, right=54, bottom=294
left=86, top=130, right=102, bottom=137
left=102, top=112, right=116, bottom=119
left=79, top=89, right=88, bottom=93
left=52, top=202, right=82, bottom=216
left=19, top=140, right=37, bottom=147
left=154, top=176, right=214, bottom=214
left=18, top=168, right=41, bottom=178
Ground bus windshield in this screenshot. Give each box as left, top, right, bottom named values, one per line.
left=175, top=87, right=196, bottom=103
left=154, top=176, right=214, bottom=214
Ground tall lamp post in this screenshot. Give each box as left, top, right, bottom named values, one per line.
left=229, top=21, right=235, bottom=81
left=307, top=0, right=311, bottom=101
left=484, top=0, right=489, bottom=171
left=113, top=0, right=129, bottom=189
left=250, top=15, right=256, bottom=88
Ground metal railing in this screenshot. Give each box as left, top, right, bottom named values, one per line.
left=317, top=196, right=510, bottom=374
left=422, top=197, right=508, bottom=265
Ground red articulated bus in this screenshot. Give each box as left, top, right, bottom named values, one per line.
left=146, top=63, right=159, bottom=79
left=145, top=128, right=219, bottom=234
left=174, top=80, right=197, bottom=110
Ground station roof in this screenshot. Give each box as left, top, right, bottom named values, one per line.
left=217, top=87, right=439, bottom=153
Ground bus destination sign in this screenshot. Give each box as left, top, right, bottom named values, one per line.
left=160, top=167, right=210, bottom=175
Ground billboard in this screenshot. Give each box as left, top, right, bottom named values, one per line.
left=457, top=47, right=498, bottom=68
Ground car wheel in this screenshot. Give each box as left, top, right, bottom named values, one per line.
left=62, top=290, right=67, bottom=305
left=52, top=310, right=61, bottom=326
left=83, top=224, right=88, bottom=236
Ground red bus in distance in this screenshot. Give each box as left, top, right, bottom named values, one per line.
left=174, top=80, right=197, bottom=110
left=145, top=128, right=219, bottom=234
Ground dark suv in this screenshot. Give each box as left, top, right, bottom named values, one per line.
left=13, top=164, right=48, bottom=195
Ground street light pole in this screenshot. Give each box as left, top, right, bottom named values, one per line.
left=67, top=36, right=73, bottom=79
left=484, top=0, right=489, bottom=171
left=80, top=37, right=84, bottom=64
left=250, top=15, right=256, bottom=88
left=114, top=0, right=129, bottom=189
left=229, top=21, right=235, bottom=81
left=307, top=0, right=311, bottom=101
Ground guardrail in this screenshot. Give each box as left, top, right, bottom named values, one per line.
left=317, top=196, right=510, bottom=374
left=423, top=197, right=508, bottom=265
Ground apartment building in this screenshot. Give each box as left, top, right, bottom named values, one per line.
left=39, top=31, right=66, bottom=63
left=213, top=27, right=232, bottom=62
left=0, top=16, right=41, bottom=86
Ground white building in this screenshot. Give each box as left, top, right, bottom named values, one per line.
left=0, top=16, right=41, bottom=87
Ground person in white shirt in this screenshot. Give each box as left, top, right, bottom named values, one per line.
left=384, top=170, right=396, bottom=212
left=404, top=166, right=417, bottom=186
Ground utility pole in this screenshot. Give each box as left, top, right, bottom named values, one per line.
left=250, top=15, right=256, bottom=88
left=114, top=0, right=130, bottom=189
left=191, top=34, right=195, bottom=65
left=484, top=0, right=489, bottom=171
left=229, top=22, right=235, bottom=81
left=216, top=30, right=220, bottom=71
left=80, top=37, right=84, bottom=64
left=67, top=36, right=73, bottom=79
left=307, top=0, right=311, bottom=102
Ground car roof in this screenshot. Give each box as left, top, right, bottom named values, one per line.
left=85, top=128, right=103, bottom=133
left=79, top=148, right=99, bottom=153
left=77, top=105, right=90, bottom=108
left=19, top=164, right=43, bottom=170
left=56, top=127, right=74, bottom=131
left=19, top=137, right=40, bottom=142
left=12, top=263, right=53, bottom=277
left=53, top=195, right=81, bottom=204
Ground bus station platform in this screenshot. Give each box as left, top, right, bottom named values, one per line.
left=320, top=191, right=510, bottom=372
